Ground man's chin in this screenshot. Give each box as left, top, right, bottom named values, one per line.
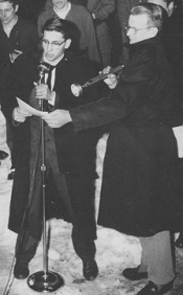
left=45, top=55, right=55, bottom=62
left=1, top=20, right=9, bottom=24
left=55, top=4, right=65, bottom=9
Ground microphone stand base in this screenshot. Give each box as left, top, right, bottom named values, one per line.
left=27, top=271, right=64, bottom=293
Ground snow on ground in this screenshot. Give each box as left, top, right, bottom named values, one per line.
left=0, top=179, right=143, bottom=295
left=1, top=110, right=183, bottom=295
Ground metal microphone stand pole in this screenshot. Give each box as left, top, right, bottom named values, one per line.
left=27, top=64, right=64, bottom=292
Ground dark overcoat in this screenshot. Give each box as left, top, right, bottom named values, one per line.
left=70, top=37, right=183, bottom=237
left=4, top=53, right=101, bottom=239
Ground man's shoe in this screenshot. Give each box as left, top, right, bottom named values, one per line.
left=83, top=259, right=98, bottom=281
left=122, top=266, right=148, bottom=281
left=14, top=263, right=29, bottom=280
left=136, top=280, right=173, bottom=295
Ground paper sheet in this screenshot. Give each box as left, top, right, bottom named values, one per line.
left=172, top=126, right=183, bottom=158
left=16, top=97, right=48, bottom=117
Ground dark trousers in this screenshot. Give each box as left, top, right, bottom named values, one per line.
left=15, top=224, right=96, bottom=267
left=15, top=170, right=97, bottom=266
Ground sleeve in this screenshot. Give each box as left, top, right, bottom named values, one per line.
left=44, top=0, right=52, bottom=10
left=70, top=93, right=126, bottom=131
left=37, top=12, right=47, bottom=37
left=83, top=10, right=101, bottom=63
left=94, top=0, right=115, bottom=20
left=70, top=47, right=162, bottom=131
left=0, top=67, right=18, bottom=123
left=23, top=22, right=39, bottom=60
left=54, top=57, right=101, bottom=110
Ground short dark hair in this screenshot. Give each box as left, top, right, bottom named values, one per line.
left=42, top=18, right=74, bottom=40
left=131, top=3, right=163, bottom=31
left=0, top=0, right=19, bottom=7
left=163, top=0, right=174, bottom=5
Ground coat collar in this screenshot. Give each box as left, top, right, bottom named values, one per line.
left=127, top=35, right=161, bottom=51
left=124, top=35, right=162, bottom=59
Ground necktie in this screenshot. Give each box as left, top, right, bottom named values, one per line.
left=46, top=65, right=57, bottom=112
left=47, top=65, right=56, bottom=91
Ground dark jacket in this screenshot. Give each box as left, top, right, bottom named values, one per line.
left=0, top=17, right=38, bottom=67
left=5, top=53, right=101, bottom=238
left=70, top=37, right=183, bottom=237
left=161, top=7, right=183, bottom=120
left=0, top=17, right=39, bottom=108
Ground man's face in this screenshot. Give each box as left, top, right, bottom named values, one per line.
left=52, top=0, right=68, bottom=10
left=42, top=30, right=68, bottom=63
left=126, top=14, right=155, bottom=44
left=0, top=1, right=18, bottom=25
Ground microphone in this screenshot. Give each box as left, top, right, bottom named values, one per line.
left=37, top=62, right=50, bottom=111
left=37, top=62, right=51, bottom=85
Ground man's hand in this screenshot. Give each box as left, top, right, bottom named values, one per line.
left=34, top=82, right=52, bottom=100
left=13, top=107, right=32, bottom=123
left=42, top=109, right=72, bottom=128
left=101, top=66, right=118, bottom=89
left=9, top=50, right=23, bottom=63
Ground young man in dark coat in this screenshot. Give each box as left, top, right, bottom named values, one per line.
left=0, top=0, right=38, bottom=66
left=2, top=17, right=101, bottom=281
left=43, top=3, right=183, bottom=295
left=0, top=0, right=39, bottom=171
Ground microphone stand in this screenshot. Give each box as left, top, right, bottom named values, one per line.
left=27, top=63, right=64, bottom=292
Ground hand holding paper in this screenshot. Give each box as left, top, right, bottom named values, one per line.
left=16, top=97, right=48, bottom=117
left=42, top=109, right=72, bottom=128
left=13, top=107, right=32, bottom=123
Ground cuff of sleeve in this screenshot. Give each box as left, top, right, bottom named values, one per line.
left=12, top=119, right=21, bottom=127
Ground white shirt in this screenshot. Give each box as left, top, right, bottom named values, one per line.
left=53, top=2, right=71, bottom=20
left=42, top=54, right=64, bottom=105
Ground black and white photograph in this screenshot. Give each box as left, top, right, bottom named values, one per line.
left=1, top=1, right=183, bottom=294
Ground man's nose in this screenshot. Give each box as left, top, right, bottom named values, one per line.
left=0, top=11, right=5, bottom=18
left=126, top=28, right=133, bottom=36
left=126, top=29, right=130, bottom=37
left=47, top=43, right=54, bottom=51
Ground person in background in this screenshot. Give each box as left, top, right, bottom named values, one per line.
left=44, top=0, right=87, bottom=8
left=147, top=0, right=183, bottom=115
left=38, top=0, right=100, bottom=65
left=0, top=0, right=39, bottom=176
left=42, top=4, right=183, bottom=294
left=2, top=17, right=101, bottom=281
left=147, top=0, right=183, bottom=248
left=87, top=0, right=115, bottom=67
left=0, top=0, right=38, bottom=67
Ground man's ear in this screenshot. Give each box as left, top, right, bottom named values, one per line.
left=15, top=4, right=19, bottom=13
left=167, top=1, right=174, bottom=16
left=151, top=26, right=159, bottom=38
left=65, top=39, right=71, bottom=49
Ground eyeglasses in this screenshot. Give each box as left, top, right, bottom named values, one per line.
left=42, top=39, right=66, bottom=49
left=124, top=25, right=156, bottom=33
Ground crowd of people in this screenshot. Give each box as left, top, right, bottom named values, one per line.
left=0, top=1, right=183, bottom=295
